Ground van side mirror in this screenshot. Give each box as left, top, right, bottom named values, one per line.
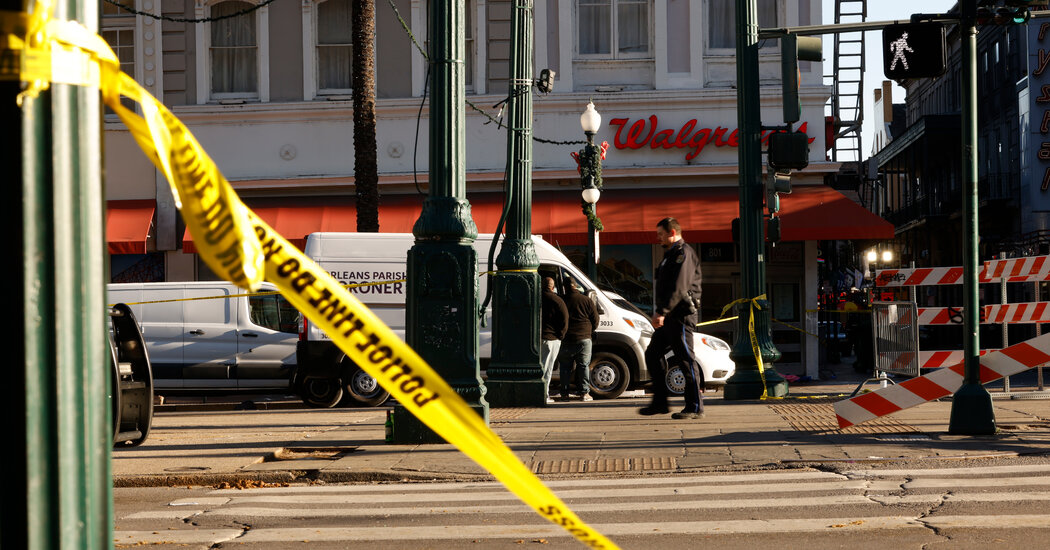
left=586, top=289, right=605, bottom=315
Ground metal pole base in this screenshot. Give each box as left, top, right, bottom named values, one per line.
left=391, top=402, right=490, bottom=444
left=850, top=371, right=897, bottom=397
left=486, top=379, right=545, bottom=408
left=948, top=383, right=997, bottom=435
left=724, top=368, right=789, bottom=400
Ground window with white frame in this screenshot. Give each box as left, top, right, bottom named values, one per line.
left=316, top=0, right=352, bottom=93
left=211, top=2, right=258, bottom=96
left=576, top=0, right=650, bottom=58
left=707, top=0, right=778, bottom=51
left=197, top=0, right=269, bottom=103
left=101, top=0, right=135, bottom=110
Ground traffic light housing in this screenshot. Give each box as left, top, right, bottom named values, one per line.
left=883, top=23, right=947, bottom=80
left=536, top=68, right=556, bottom=93
left=780, top=34, right=822, bottom=123
left=767, top=217, right=782, bottom=243
left=765, top=169, right=792, bottom=214
left=768, top=131, right=810, bottom=171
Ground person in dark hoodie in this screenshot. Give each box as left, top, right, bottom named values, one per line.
left=557, top=277, right=599, bottom=401
left=541, top=276, right=569, bottom=404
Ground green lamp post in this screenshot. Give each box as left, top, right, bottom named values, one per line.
left=578, top=101, right=603, bottom=283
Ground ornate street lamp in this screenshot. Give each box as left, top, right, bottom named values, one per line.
left=578, top=101, right=603, bottom=282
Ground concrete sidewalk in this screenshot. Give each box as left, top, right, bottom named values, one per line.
left=113, top=377, right=1050, bottom=487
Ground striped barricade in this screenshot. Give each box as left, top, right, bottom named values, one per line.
left=875, top=266, right=1050, bottom=287
left=918, top=350, right=995, bottom=370
left=917, top=303, right=1050, bottom=325
left=834, top=333, right=1050, bottom=428
left=984, top=255, right=1050, bottom=281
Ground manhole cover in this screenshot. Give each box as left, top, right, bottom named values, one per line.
left=768, top=403, right=920, bottom=434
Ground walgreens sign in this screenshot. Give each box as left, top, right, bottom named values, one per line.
left=608, top=116, right=815, bottom=161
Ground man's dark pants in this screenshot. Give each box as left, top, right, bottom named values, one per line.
left=645, top=318, right=704, bottom=413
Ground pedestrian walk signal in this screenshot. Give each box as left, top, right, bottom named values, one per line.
left=883, top=23, right=946, bottom=80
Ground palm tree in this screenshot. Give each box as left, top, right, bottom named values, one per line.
left=353, top=0, right=379, bottom=232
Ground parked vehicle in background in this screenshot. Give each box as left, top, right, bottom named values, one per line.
left=603, top=291, right=735, bottom=394
left=109, top=303, right=153, bottom=447
left=295, top=233, right=654, bottom=407
left=107, top=282, right=300, bottom=393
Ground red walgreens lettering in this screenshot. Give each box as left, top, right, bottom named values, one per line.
left=608, top=116, right=814, bottom=161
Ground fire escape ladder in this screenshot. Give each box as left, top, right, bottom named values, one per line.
left=828, top=0, right=867, bottom=177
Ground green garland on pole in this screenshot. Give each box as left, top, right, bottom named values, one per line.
left=579, top=142, right=604, bottom=231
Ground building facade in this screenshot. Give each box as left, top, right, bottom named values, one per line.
left=102, top=0, right=892, bottom=376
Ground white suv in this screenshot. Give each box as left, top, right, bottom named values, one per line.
left=602, top=291, right=735, bottom=394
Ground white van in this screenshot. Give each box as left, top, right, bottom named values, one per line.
left=107, top=282, right=300, bottom=392
left=294, top=233, right=655, bottom=407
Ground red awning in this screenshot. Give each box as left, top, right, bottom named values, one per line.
left=182, top=186, right=892, bottom=252
left=107, top=200, right=155, bottom=254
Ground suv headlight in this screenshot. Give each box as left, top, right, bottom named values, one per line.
left=700, top=335, right=731, bottom=351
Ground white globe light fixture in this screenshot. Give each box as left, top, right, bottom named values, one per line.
left=881, top=249, right=893, bottom=263
left=866, top=250, right=878, bottom=263
left=580, top=101, right=601, bottom=137
left=582, top=186, right=601, bottom=204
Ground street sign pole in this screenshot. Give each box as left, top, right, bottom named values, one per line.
left=397, top=0, right=488, bottom=442
left=725, top=0, right=787, bottom=400
left=485, top=0, right=543, bottom=407
left=950, top=0, right=996, bottom=435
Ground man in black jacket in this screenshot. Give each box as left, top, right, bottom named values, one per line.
left=557, top=277, right=599, bottom=401
left=640, top=217, right=705, bottom=419
left=541, top=276, right=569, bottom=404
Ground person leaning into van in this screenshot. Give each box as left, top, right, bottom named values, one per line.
left=639, top=217, right=705, bottom=420
left=557, top=277, right=599, bottom=402
left=541, top=276, right=569, bottom=404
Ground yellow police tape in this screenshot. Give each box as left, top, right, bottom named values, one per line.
left=108, top=279, right=408, bottom=307
left=5, top=5, right=617, bottom=548
left=719, top=295, right=770, bottom=398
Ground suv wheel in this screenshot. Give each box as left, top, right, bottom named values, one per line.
left=299, top=377, right=344, bottom=408
left=665, top=365, right=686, bottom=396
left=341, top=366, right=390, bottom=407
left=588, top=352, right=630, bottom=399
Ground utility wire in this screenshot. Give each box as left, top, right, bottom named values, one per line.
left=386, top=0, right=586, bottom=146
left=103, top=0, right=278, bottom=23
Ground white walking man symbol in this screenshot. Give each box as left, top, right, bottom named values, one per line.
left=889, top=32, right=914, bottom=71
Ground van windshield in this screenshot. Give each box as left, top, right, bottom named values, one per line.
left=606, top=294, right=648, bottom=318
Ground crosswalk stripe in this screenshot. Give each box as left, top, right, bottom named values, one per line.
left=171, top=479, right=902, bottom=506
left=126, top=494, right=879, bottom=520
left=844, top=464, right=1050, bottom=477
left=205, top=470, right=845, bottom=496
left=124, top=514, right=1050, bottom=544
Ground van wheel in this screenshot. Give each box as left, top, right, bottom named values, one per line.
left=341, top=367, right=390, bottom=407
left=665, top=366, right=686, bottom=396
left=299, top=377, right=344, bottom=408
left=589, top=352, right=629, bottom=399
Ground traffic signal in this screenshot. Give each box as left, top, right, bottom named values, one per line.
left=768, top=130, right=810, bottom=171
left=765, top=169, right=792, bottom=214
left=767, top=217, right=782, bottom=243
left=882, top=23, right=947, bottom=80
left=536, top=68, right=556, bottom=93
left=977, top=5, right=1031, bottom=25
left=780, top=34, right=822, bottom=123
